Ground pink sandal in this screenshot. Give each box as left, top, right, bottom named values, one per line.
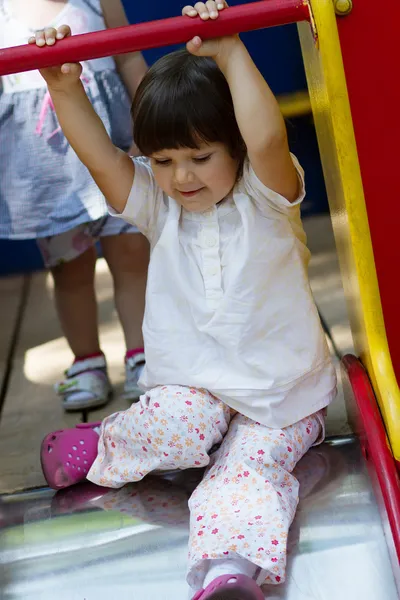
left=41, top=422, right=101, bottom=490
left=192, top=575, right=264, bottom=600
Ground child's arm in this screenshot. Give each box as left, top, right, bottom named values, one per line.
left=184, top=1, right=299, bottom=202
left=30, top=26, right=134, bottom=213
left=100, top=0, right=148, bottom=99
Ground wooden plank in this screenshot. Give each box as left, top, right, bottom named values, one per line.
left=0, top=275, right=24, bottom=385
left=0, top=260, right=131, bottom=492
left=0, top=272, right=78, bottom=492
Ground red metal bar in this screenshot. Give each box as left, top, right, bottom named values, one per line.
left=341, top=354, right=400, bottom=576
left=0, top=0, right=309, bottom=76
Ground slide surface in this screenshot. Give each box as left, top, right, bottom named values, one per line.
left=0, top=437, right=398, bottom=599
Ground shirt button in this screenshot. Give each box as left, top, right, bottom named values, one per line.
left=205, top=236, right=217, bottom=248
left=206, top=266, right=218, bottom=277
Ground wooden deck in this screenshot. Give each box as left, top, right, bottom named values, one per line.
left=0, top=215, right=353, bottom=493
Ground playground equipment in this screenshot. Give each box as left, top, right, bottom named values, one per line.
left=0, top=0, right=399, bottom=597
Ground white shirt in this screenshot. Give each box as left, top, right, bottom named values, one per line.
left=111, top=155, right=337, bottom=428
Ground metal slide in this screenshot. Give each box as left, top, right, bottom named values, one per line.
left=0, top=437, right=398, bottom=599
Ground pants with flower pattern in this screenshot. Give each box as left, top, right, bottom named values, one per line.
left=88, top=385, right=325, bottom=589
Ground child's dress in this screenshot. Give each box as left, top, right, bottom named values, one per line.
left=0, top=0, right=134, bottom=239
left=83, top=155, right=337, bottom=590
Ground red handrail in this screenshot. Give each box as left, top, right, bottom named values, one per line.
left=342, top=354, right=400, bottom=565
left=0, top=0, right=310, bottom=76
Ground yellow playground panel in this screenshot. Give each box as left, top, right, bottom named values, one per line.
left=298, top=0, right=400, bottom=463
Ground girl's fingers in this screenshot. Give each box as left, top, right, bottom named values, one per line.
left=205, top=1, right=218, bottom=18
left=182, top=5, right=198, bottom=16
left=35, top=30, right=46, bottom=47
left=56, top=24, right=72, bottom=40
left=182, top=1, right=226, bottom=18
left=194, top=2, right=209, bottom=19
left=30, top=25, right=70, bottom=45
left=44, top=27, right=58, bottom=45
left=187, top=36, right=203, bottom=50
left=60, top=63, right=82, bottom=77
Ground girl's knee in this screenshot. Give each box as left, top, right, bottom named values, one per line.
left=136, top=386, right=197, bottom=425
left=149, top=385, right=217, bottom=411
left=141, top=386, right=228, bottom=445
left=51, top=247, right=96, bottom=288
left=102, top=234, right=149, bottom=278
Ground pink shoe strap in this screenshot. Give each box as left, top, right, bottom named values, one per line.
left=192, top=574, right=264, bottom=600
left=125, top=347, right=144, bottom=360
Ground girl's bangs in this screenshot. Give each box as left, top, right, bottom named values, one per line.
left=134, top=83, right=224, bottom=156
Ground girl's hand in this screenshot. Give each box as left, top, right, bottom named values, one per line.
left=182, top=2, right=239, bottom=59
left=28, top=25, right=83, bottom=90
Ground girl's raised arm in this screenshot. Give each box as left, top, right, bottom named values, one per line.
left=184, top=1, right=299, bottom=202
left=31, top=26, right=134, bottom=214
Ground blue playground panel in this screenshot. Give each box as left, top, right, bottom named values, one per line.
left=0, top=0, right=327, bottom=276
left=132, top=0, right=308, bottom=95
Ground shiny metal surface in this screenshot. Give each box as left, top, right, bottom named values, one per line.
left=0, top=436, right=398, bottom=599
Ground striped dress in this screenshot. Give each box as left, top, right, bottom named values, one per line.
left=0, top=0, right=133, bottom=239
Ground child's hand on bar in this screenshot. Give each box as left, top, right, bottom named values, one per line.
left=28, top=25, right=83, bottom=90
left=183, top=1, right=240, bottom=60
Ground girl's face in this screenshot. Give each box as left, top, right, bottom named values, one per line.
left=149, top=142, right=239, bottom=212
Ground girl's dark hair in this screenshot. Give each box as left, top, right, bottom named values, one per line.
left=131, top=49, right=246, bottom=167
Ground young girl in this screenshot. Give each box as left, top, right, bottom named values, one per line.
left=38, top=2, right=337, bottom=598
left=0, top=0, right=149, bottom=411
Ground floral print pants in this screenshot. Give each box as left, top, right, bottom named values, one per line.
left=88, top=385, right=325, bottom=590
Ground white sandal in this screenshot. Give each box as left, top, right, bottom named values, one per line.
left=55, top=355, right=112, bottom=412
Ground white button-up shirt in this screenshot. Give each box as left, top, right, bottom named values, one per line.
left=111, top=155, right=337, bottom=428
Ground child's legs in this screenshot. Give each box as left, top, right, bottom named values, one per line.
left=99, top=221, right=149, bottom=351
left=187, top=410, right=325, bottom=591
left=38, top=217, right=148, bottom=357
left=37, top=228, right=100, bottom=357
left=87, top=386, right=232, bottom=489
